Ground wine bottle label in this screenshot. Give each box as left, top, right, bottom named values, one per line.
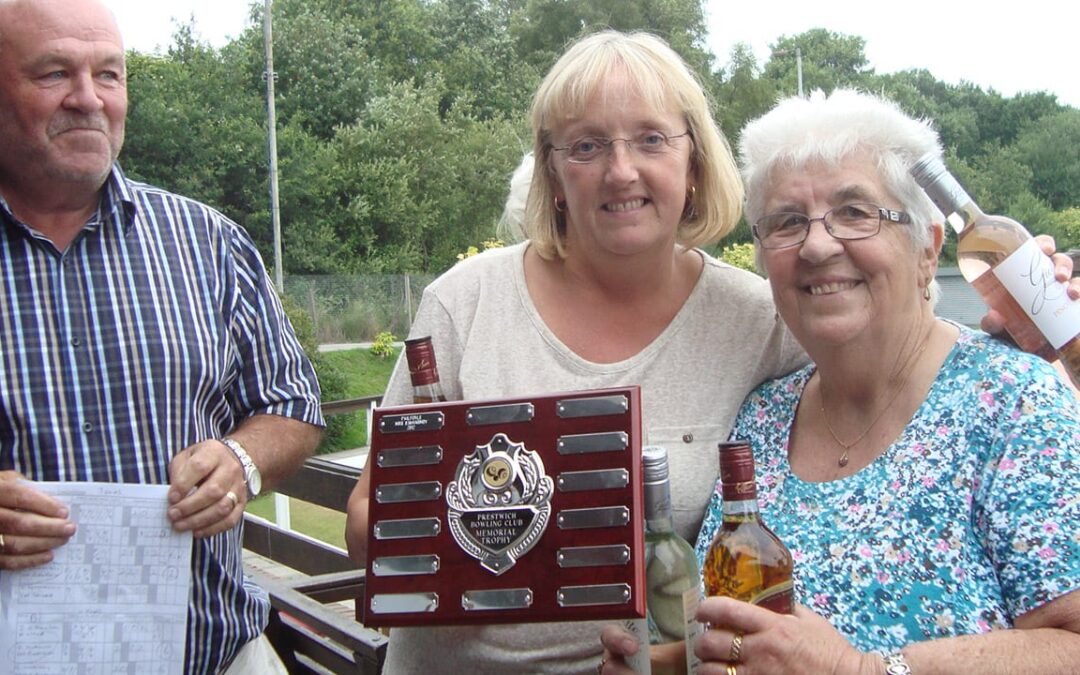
left=622, top=618, right=653, bottom=675
left=682, top=586, right=703, bottom=675
left=992, top=238, right=1080, bottom=349
left=749, top=579, right=794, bottom=614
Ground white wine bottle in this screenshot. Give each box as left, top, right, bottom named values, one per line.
left=910, top=153, right=1080, bottom=387
left=642, top=445, right=702, bottom=674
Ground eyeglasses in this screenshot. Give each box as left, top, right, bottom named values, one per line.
left=753, top=203, right=912, bottom=249
left=551, top=130, right=691, bottom=164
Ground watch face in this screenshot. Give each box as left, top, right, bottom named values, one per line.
left=247, top=468, right=262, bottom=498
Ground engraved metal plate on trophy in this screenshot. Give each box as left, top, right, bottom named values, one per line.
left=364, top=386, right=644, bottom=627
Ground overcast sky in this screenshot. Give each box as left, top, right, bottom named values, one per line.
left=103, top=0, right=1080, bottom=108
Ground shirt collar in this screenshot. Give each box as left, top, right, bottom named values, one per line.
left=102, top=163, right=138, bottom=234
left=0, top=163, right=136, bottom=237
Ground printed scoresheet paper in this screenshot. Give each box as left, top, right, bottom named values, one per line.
left=0, top=482, right=192, bottom=675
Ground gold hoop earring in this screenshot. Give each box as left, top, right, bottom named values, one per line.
left=554, top=197, right=566, bottom=213
left=683, top=185, right=697, bottom=220
left=922, top=285, right=932, bottom=302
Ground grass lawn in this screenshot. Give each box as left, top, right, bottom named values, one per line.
left=244, top=346, right=396, bottom=545
left=317, top=346, right=399, bottom=452
left=246, top=493, right=348, bottom=548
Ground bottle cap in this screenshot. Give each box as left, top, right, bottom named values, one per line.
left=404, top=336, right=440, bottom=386
left=718, top=441, right=756, bottom=500
left=909, top=152, right=972, bottom=228
left=642, top=445, right=669, bottom=484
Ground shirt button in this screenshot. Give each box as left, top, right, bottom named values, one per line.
left=71, top=336, right=82, bottom=347
left=82, top=422, right=94, bottom=433
left=682, top=433, right=694, bottom=443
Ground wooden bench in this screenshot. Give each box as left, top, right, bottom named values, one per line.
left=243, top=395, right=387, bottom=674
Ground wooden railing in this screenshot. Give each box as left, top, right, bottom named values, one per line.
left=242, top=397, right=387, bottom=674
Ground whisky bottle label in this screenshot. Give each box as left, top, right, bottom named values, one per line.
left=749, top=579, right=794, bottom=614
left=993, top=238, right=1080, bottom=349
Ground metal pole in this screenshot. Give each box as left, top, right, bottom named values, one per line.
left=263, top=0, right=291, bottom=530
left=264, top=0, right=283, bottom=292
left=796, top=47, right=804, bottom=98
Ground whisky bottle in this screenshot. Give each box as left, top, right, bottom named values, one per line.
left=910, top=153, right=1080, bottom=387
left=642, top=446, right=702, bottom=674
left=403, top=336, right=447, bottom=403
left=702, top=442, right=793, bottom=613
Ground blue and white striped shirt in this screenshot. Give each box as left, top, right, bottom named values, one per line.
left=0, top=165, right=324, bottom=674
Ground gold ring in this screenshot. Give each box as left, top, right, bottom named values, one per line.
left=729, top=631, right=744, bottom=662
left=0, top=533, right=5, bottom=552
left=726, top=664, right=738, bottom=675
left=596, top=657, right=606, bottom=674
left=225, top=491, right=239, bottom=508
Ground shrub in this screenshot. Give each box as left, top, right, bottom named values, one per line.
left=719, top=242, right=760, bottom=275
left=370, top=331, right=397, bottom=359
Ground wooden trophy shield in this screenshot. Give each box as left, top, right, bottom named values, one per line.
left=363, top=386, right=645, bottom=627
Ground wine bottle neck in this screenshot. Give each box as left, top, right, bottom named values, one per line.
left=910, top=157, right=983, bottom=235
left=412, top=382, right=446, bottom=403
left=644, top=479, right=675, bottom=532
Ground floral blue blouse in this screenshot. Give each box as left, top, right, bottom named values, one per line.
left=694, top=327, right=1080, bottom=652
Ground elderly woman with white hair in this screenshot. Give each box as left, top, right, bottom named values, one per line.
left=601, top=89, right=1080, bottom=674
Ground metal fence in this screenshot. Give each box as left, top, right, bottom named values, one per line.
left=283, top=274, right=437, bottom=344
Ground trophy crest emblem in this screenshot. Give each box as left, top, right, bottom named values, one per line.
left=446, top=433, right=554, bottom=575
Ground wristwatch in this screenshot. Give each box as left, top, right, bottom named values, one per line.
left=221, top=437, right=262, bottom=500
left=882, top=651, right=913, bottom=675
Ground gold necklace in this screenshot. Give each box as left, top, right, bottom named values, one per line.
left=819, top=324, right=934, bottom=467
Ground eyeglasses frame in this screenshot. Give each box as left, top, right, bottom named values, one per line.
left=551, top=130, right=692, bottom=164
left=752, top=204, right=912, bottom=250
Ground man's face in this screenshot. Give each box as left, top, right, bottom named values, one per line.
left=0, top=0, right=127, bottom=199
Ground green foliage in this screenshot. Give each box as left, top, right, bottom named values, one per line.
left=763, top=29, right=872, bottom=97
left=316, top=347, right=400, bottom=453
left=369, top=331, right=398, bottom=359
left=719, top=242, right=760, bottom=275
left=117, top=3, right=1080, bottom=285
left=278, top=293, right=351, bottom=451
left=1013, top=110, right=1080, bottom=210
left=457, top=238, right=506, bottom=261
left=1049, top=208, right=1080, bottom=249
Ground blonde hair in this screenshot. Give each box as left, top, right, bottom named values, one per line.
left=525, top=30, right=743, bottom=259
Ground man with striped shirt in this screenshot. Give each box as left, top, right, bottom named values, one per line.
left=0, top=0, right=324, bottom=672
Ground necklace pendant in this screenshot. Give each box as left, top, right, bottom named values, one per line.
left=838, top=451, right=850, bottom=467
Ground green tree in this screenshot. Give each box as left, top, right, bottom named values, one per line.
left=509, top=0, right=714, bottom=84
left=1013, top=110, right=1080, bottom=210
left=764, top=29, right=873, bottom=96
left=330, top=78, right=526, bottom=272
left=714, top=43, right=778, bottom=145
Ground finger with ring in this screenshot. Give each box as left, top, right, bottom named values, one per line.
left=729, top=631, right=744, bottom=662
left=225, top=491, right=239, bottom=508
left=726, top=664, right=738, bottom=675
left=596, top=657, right=606, bottom=674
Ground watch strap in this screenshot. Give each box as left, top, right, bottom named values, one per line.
left=220, top=437, right=258, bottom=498
left=882, top=651, right=912, bottom=675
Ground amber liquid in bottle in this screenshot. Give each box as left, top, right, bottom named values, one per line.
left=911, top=153, right=1080, bottom=387
left=702, top=442, right=793, bottom=613
left=404, top=336, right=447, bottom=403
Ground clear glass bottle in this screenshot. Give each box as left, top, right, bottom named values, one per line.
left=702, top=442, right=793, bottom=613
left=910, top=153, right=1080, bottom=387
left=403, top=336, right=447, bottom=403
left=642, top=446, right=701, bottom=675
